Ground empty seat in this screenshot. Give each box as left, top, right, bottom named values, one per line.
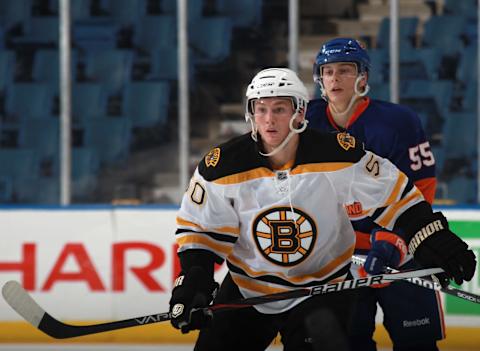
left=148, top=48, right=196, bottom=81
left=32, top=49, right=78, bottom=85
left=14, top=177, right=59, bottom=204
left=160, top=0, right=203, bottom=20
left=367, top=48, right=387, bottom=84
left=0, top=0, right=31, bottom=31
left=443, top=0, right=477, bottom=19
left=0, top=50, right=15, bottom=93
left=190, top=17, right=232, bottom=64
left=216, top=0, right=263, bottom=28
left=73, top=21, right=120, bottom=51
left=134, top=15, right=176, bottom=53
left=84, top=116, right=132, bottom=165
left=20, top=118, right=59, bottom=160
left=122, top=81, right=170, bottom=127
left=106, top=0, right=146, bottom=27
left=456, top=45, right=477, bottom=87
left=18, top=16, right=59, bottom=45
left=49, top=0, right=92, bottom=20
left=0, top=149, right=38, bottom=178
left=446, top=176, right=477, bottom=204
left=421, top=15, right=466, bottom=56
left=376, top=17, right=418, bottom=49
left=442, top=112, right=477, bottom=159
left=72, top=83, right=107, bottom=121
left=5, top=83, right=54, bottom=120
left=85, top=49, right=133, bottom=95
left=72, top=147, right=100, bottom=199
left=461, top=81, right=477, bottom=112
left=0, top=176, right=12, bottom=202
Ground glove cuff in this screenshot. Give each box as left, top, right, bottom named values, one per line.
left=408, top=212, right=449, bottom=255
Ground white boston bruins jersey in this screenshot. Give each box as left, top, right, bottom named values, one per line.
left=175, top=130, right=424, bottom=314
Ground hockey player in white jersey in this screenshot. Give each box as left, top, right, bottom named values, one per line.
left=168, top=68, right=476, bottom=351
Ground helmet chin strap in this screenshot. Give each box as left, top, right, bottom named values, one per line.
left=321, top=74, right=370, bottom=119
left=248, top=112, right=308, bottom=157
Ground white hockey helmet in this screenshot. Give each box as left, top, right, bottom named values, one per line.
left=245, top=67, right=309, bottom=120
left=244, top=68, right=309, bottom=156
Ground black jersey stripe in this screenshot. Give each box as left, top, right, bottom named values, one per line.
left=175, top=228, right=238, bottom=243
left=226, top=260, right=351, bottom=288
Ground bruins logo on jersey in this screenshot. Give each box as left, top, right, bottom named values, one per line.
left=205, top=148, right=221, bottom=167
left=252, top=207, right=317, bottom=266
left=337, top=132, right=355, bottom=151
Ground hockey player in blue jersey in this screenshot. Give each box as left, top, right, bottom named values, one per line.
left=307, top=37, right=444, bottom=351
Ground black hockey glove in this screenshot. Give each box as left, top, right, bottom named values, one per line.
left=169, top=266, right=218, bottom=334
left=408, top=212, right=476, bottom=286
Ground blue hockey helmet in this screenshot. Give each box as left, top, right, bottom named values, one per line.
left=313, top=38, right=370, bottom=83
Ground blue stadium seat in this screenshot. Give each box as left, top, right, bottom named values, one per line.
left=415, top=47, right=443, bottom=80
left=20, top=118, right=59, bottom=160
left=446, top=176, right=477, bottom=204
left=442, top=112, right=477, bottom=159
left=421, top=16, right=466, bottom=56
left=431, top=145, right=445, bottom=175
left=461, top=81, right=477, bottom=112
left=106, top=0, right=146, bottom=27
left=0, top=149, right=38, bottom=178
left=85, top=49, right=133, bottom=95
left=72, top=147, right=100, bottom=199
left=133, top=15, right=176, bottom=53
left=0, top=0, right=31, bottom=31
left=401, top=79, right=454, bottom=120
left=190, top=17, right=232, bottom=64
left=368, top=82, right=390, bottom=101
left=32, top=50, right=78, bottom=86
left=73, top=21, right=120, bottom=51
left=14, top=177, right=59, bottom=204
left=49, top=0, right=91, bottom=20
left=215, top=0, right=262, bottom=28
left=72, top=83, right=107, bottom=121
left=376, top=17, right=418, bottom=49
left=160, top=0, right=203, bottom=20
left=0, top=176, right=12, bottom=202
left=367, top=48, right=386, bottom=84
left=17, top=16, right=59, bottom=45
left=443, top=0, right=477, bottom=19
left=84, top=116, right=132, bottom=165
left=122, top=81, right=170, bottom=127
left=456, top=45, right=477, bottom=87
left=0, top=50, right=15, bottom=93
left=5, top=83, right=54, bottom=120
left=148, top=48, right=195, bottom=81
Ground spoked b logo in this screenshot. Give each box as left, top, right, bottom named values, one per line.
left=252, top=207, right=317, bottom=266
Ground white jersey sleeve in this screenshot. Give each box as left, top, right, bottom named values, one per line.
left=176, top=167, right=240, bottom=260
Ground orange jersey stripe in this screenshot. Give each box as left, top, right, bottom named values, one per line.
left=355, top=231, right=371, bottom=250
left=176, top=216, right=240, bottom=236
left=414, top=177, right=437, bottom=204
left=176, top=234, right=233, bottom=256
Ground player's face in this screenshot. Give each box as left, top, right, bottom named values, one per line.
left=253, top=97, right=298, bottom=151
left=321, top=62, right=360, bottom=104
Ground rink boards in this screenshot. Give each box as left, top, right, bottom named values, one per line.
left=0, top=205, right=478, bottom=348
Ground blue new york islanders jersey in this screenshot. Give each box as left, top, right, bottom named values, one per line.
left=307, top=97, right=437, bottom=253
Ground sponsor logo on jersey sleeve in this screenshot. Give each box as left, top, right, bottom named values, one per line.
left=252, top=207, right=317, bottom=266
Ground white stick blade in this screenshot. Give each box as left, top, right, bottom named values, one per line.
left=2, top=281, right=45, bottom=327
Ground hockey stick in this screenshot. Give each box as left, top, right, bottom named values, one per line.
left=2, top=266, right=442, bottom=339
left=352, top=255, right=480, bottom=304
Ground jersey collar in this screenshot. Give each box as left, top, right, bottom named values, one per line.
left=326, top=97, right=370, bottom=131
